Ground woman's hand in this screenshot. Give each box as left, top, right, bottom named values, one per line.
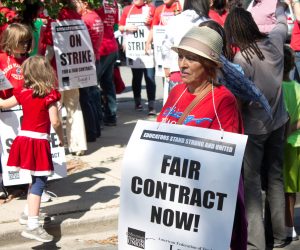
left=124, top=24, right=138, bottom=33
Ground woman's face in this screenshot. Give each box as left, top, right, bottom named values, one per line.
left=178, top=49, right=211, bottom=87
left=133, top=0, right=144, bottom=6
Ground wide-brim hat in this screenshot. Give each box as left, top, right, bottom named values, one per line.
left=172, top=26, right=223, bottom=67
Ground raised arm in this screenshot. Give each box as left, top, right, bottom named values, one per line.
left=0, top=96, right=18, bottom=109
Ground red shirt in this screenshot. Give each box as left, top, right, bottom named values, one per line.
left=157, top=84, right=243, bottom=133
left=81, top=10, right=104, bottom=60
left=119, top=3, right=155, bottom=26
left=96, top=0, right=119, bottom=56
left=208, top=9, right=228, bottom=27
left=152, top=1, right=181, bottom=26
left=291, top=21, right=300, bottom=51
left=0, top=53, right=26, bottom=99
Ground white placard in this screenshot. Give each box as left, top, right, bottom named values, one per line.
left=125, top=15, right=154, bottom=68
left=0, top=71, right=12, bottom=91
left=0, top=108, right=67, bottom=186
left=119, top=120, right=247, bottom=250
left=52, top=20, right=97, bottom=90
left=153, top=25, right=166, bottom=77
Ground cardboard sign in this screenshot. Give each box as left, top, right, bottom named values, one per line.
left=119, top=120, right=247, bottom=250
left=153, top=26, right=166, bottom=77
left=0, top=71, right=12, bottom=91
left=125, top=15, right=154, bottom=68
left=52, top=20, right=97, bottom=90
left=0, top=108, right=67, bottom=186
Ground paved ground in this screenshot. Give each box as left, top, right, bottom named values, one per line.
left=0, top=67, right=300, bottom=249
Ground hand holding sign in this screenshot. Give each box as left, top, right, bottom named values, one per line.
left=125, top=24, right=138, bottom=33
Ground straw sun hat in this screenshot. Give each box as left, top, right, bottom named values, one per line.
left=172, top=26, right=223, bottom=67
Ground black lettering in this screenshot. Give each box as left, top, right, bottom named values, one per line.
left=203, top=190, right=215, bottom=209
left=163, top=209, right=174, bottom=227
left=178, top=186, right=190, bottom=205
left=155, top=181, right=167, bottom=200
left=168, top=183, right=179, bottom=201
left=143, top=179, right=155, bottom=197
left=131, top=176, right=142, bottom=194
left=175, top=211, right=194, bottom=231
left=69, top=34, right=82, bottom=47
left=190, top=188, right=201, bottom=206
left=60, top=53, right=67, bottom=66
left=50, top=133, right=59, bottom=148
left=169, top=157, right=181, bottom=177
left=150, top=205, right=162, bottom=224
left=5, top=138, right=13, bottom=153
left=188, top=160, right=201, bottom=180
left=161, top=155, right=172, bottom=174
left=216, top=192, right=227, bottom=211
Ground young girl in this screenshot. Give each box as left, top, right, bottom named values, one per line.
left=0, top=55, right=64, bottom=243
left=282, top=45, right=300, bottom=242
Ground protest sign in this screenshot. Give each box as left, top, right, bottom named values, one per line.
left=0, top=71, right=12, bottom=91
left=119, top=120, right=247, bottom=250
left=52, top=20, right=97, bottom=90
left=125, top=15, right=154, bottom=68
left=0, top=108, right=67, bottom=186
left=153, top=26, right=166, bottom=77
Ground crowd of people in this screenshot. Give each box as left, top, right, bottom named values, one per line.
left=0, top=0, right=299, bottom=249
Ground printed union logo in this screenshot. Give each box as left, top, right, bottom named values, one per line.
left=127, top=227, right=145, bottom=249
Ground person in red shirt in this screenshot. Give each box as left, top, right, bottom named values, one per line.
left=39, top=2, right=88, bottom=155
left=119, top=0, right=157, bottom=115
left=208, top=0, right=228, bottom=27
left=157, top=26, right=246, bottom=250
left=96, top=0, right=119, bottom=126
left=0, top=23, right=32, bottom=99
left=73, top=0, right=104, bottom=141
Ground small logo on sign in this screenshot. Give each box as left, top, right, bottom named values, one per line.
left=127, top=227, right=145, bottom=249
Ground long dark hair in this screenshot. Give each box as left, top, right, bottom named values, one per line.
left=183, top=0, right=210, bottom=17
left=224, top=7, right=267, bottom=64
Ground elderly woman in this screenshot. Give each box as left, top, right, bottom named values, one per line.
left=157, top=26, right=247, bottom=250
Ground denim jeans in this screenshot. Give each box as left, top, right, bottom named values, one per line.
left=98, top=52, right=118, bottom=123
left=290, top=51, right=300, bottom=82
left=244, top=125, right=286, bottom=249
left=131, top=68, right=156, bottom=107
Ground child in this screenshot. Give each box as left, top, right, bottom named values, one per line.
left=0, top=55, right=64, bottom=243
left=282, top=45, right=300, bottom=242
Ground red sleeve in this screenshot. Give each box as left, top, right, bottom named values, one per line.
left=119, top=5, right=130, bottom=26
left=152, top=5, right=162, bottom=27
left=148, top=4, right=156, bottom=27
left=13, top=88, right=22, bottom=104
left=45, top=89, right=61, bottom=108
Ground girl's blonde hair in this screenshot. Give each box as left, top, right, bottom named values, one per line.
left=22, top=56, right=57, bottom=97
left=0, top=23, right=33, bottom=55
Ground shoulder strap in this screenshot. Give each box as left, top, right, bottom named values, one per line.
left=177, top=85, right=211, bottom=125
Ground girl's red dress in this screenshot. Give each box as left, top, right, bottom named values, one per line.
left=7, top=88, right=61, bottom=176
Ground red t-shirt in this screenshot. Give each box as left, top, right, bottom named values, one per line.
left=119, top=3, right=155, bottom=26
left=208, top=9, right=228, bottom=27
left=151, top=1, right=181, bottom=26
left=0, top=53, right=26, bottom=99
left=157, top=84, right=243, bottom=133
left=96, top=0, right=119, bottom=56
left=291, top=21, right=300, bottom=51
left=82, top=10, right=104, bottom=60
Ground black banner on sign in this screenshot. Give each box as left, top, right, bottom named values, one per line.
left=140, top=130, right=236, bottom=156
left=55, top=24, right=85, bottom=32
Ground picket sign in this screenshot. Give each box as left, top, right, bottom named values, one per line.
left=125, top=15, right=155, bottom=68
left=153, top=25, right=166, bottom=77
left=0, top=108, right=67, bottom=186
left=119, top=120, right=247, bottom=250
left=52, top=20, right=97, bottom=90
left=0, top=71, right=12, bottom=91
